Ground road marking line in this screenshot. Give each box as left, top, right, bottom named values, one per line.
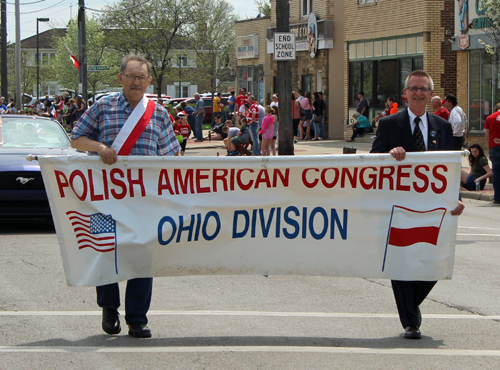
left=1, top=346, right=500, bottom=356
left=458, top=226, right=498, bottom=231
left=0, top=310, right=498, bottom=320
left=457, top=233, right=500, bottom=237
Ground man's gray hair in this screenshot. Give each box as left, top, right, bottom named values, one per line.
left=120, top=53, right=152, bottom=76
left=404, top=70, right=434, bottom=90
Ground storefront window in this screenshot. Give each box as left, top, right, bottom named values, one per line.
left=469, top=50, right=500, bottom=131
left=377, top=60, right=398, bottom=108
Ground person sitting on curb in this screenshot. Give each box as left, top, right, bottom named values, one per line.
left=460, top=143, right=493, bottom=191
left=227, top=117, right=251, bottom=156
left=222, top=121, right=239, bottom=152
left=346, top=112, right=372, bottom=142
left=205, top=114, right=226, bottom=140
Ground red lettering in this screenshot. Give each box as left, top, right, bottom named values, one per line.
left=254, top=169, right=271, bottom=189
left=102, top=169, right=109, bottom=200
left=321, top=168, right=339, bottom=188
left=360, top=167, right=377, bottom=190
left=196, top=169, right=210, bottom=193
left=213, top=169, right=228, bottom=192
left=236, top=168, right=254, bottom=190
left=88, top=170, right=104, bottom=201
left=413, top=165, right=429, bottom=193
left=158, top=169, right=174, bottom=195
left=230, top=168, right=235, bottom=191
left=110, top=168, right=127, bottom=200
left=174, top=169, right=194, bottom=194
left=302, top=168, right=319, bottom=188
left=273, top=169, right=289, bottom=187
left=54, top=170, right=69, bottom=198
left=378, top=166, right=395, bottom=190
left=127, top=169, right=145, bottom=197
left=431, top=165, right=447, bottom=194
left=69, top=170, right=87, bottom=201
left=341, top=167, right=358, bottom=188
left=396, top=165, right=412, bottom=192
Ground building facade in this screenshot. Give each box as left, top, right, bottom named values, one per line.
left=345, top=0, right=457, bottom=139
left=451, top=0, right=498, bottom=148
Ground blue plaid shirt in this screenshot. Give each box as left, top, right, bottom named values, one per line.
left=72, top=92, right=180, bottom=156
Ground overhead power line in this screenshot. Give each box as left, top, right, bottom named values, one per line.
left=85, top=0, right=151, bottom=13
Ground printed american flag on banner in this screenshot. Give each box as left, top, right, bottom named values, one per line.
left=66, top=211, right=116, bottom=252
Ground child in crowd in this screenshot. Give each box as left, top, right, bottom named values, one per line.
left=259, top=106, right=275, bottom=156
left=173, top=114, right=191, bottom=156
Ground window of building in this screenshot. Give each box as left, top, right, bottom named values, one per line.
left=301, top=0, right=312, bottom=18
left=175, top=86, right=189, bottom=98
left=301, top=74, right=313, bottom=94
left=349, top=57, right=422, bottom=108
left=469, top=49, right=500, bottom=131
left=359, top=0, right=376, bottom=4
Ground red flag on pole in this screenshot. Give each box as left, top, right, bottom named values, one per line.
left=63, top=43, right=80, bottom=71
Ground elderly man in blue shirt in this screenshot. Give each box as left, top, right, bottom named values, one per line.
left=71, top=53, right=180, bottom=338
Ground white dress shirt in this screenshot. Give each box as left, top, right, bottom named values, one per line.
left=408, top=108, right=428, bottom=150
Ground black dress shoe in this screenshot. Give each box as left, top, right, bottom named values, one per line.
left=404, top=326, right=421, bottom=339
left=128, top=322, right=152, bottom=338
left=102, top=308, right=121, bottom=335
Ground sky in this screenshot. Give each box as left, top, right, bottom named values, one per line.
left=5, top=0, right=258, bottom=43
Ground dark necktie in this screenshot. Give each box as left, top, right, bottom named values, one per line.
left=413, top=117, right=426, bottom=151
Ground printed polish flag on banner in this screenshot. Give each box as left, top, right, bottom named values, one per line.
left=382, top=206, right=446, bottom=271
left=66, top=211, right=116, bottom=252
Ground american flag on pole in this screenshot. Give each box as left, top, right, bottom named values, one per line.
left=66, top=211, right=116, bottom=252
left=382, top=206, right=446, bottom=271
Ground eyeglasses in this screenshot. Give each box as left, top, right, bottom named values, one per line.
left=406, top=86, right=431, bottom=93
left=122, top=74, right=149, bottom=83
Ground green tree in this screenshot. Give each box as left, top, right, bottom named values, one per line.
left=100, top=0, right=197, bottom=97
left=187, top=0, right=236, bottom=95
left=53, top=17, right=119, bottom=96
left=6, top=47, right=37, bottom=99
left=479, top=0, right=500, bottom=54
left=255, top=0, right=271, bottom=17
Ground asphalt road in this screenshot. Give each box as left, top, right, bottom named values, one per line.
left=0, top=198, right=499, bottom=369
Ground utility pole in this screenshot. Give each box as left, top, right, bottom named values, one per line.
left=15, top=0, right=20, bottom=108
left=276, top=0, right=293, bottom=155
left=78, top=0, right=87, bottom=100
left=1, top=0, right=8, bottom=100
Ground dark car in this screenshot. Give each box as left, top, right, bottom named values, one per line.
left=175, top=96, right=228, bottom=123
left=0, top=115, right=84, bottom=217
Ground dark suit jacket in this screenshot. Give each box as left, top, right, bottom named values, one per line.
left=371, top=109, right=453, bottom=153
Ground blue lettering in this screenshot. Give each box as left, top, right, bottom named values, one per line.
left=283, top=206, right=300, bottom=239
left=331, top=209, right=348, bottom=240
left=176, top=214, right=195, bottom=243
left=309, top=207, right=328, bottom=240
left=233, top=210, right=250, bottom=238
left=158, top=216, right=177, bottom=245
left=259, top=208, right=275, bottom=238
left=202, top=211, right=221, bottom=241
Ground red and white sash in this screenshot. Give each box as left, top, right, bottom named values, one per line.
left=111, top=96, right=156, bottom=155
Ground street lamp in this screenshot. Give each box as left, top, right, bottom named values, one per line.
left=36, top=17, right=49, bottom=99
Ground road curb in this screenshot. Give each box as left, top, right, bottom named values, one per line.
left=460, top=190, right=494, bottom=202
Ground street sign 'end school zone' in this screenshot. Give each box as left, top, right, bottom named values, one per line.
left=274, top=33, right=296, bottom=61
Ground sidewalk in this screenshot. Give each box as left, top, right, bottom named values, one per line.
left=187, top=132, right=494, bottom=202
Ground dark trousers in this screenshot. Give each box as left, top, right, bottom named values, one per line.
left=391, top=280, right=437, bottom=328
left=453, top=136, right=464, bottom=150
left=96, top=277, right=153, bottom=325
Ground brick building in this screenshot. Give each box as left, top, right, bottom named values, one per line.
left=345, top=0, right=457, bottom=139
left=235, top=0, right=457, bottom=140
left=450, top=0, right=498, bottom=149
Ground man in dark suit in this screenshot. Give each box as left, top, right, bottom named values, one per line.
left=371, top=70, right=465, bottom=339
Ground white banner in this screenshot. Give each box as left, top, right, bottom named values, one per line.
left=38, top=152, right=462, bottom=287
